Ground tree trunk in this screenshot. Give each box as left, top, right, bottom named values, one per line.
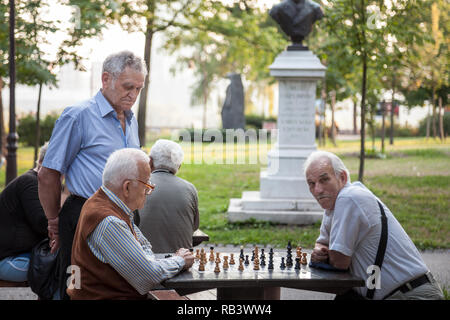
left=0, top=78, right=5, bottom=159
left=330, top=90, right=336, bottom=147
left=426, top=102, right=431, bottom=139
left=381, top=101, right=385, bottom=154
left=358, top=54, right=367, bottom=182
left=34, top=83, right=42, bottom=164
left=431, top=88, right=436, bottom=139
left=438, top=96, right=444, bottom=140
left=389, top=75, right=395, bottom=145
left=137, top=4, right=155, bottom=148
left=353, top=97, right=358, bottom=135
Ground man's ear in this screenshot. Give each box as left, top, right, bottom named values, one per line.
left=149, top=157, right=155, bottom=172
left=101, top=72, right=111, bottom=89
left=340, top=170, right=348, bottom=185
left=122, top=180, right=131, bottom=198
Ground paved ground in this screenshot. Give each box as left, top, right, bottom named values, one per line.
left=1, top=245, right=448, bottom=300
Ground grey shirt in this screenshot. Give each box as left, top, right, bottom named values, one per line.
left=139, top=170, right=199, bottom=253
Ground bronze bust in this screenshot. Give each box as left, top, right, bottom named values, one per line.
left=269, top=0, right=324, bottom=50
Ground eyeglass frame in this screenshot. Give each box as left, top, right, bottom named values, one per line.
left=133, top=179, right=156, bottom=195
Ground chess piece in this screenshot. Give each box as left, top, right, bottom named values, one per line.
left=296, top=247, right=302, bottom=258
left=268, top=248, right=274, bottom=270
left=240, top=246, right=245, bottom=261
left=253, top=259, right=260, bottom=271
left=286, top=242, right=293, bottom=268
left=216, top=252, right=221, bottom=263
left=280, top=257, right=286, bottom=270
left=214, top=261, right=220, bottom=273
left=260, top=249, right=265, bottom=260
left=238, top=258, right=244, bottom=271
left=295, top=257, right=301, bottom=270
left=261, top=255, right=266, bottom=267
left=209, top=247, right=215, bottom=262
left=198, top=260, right=205, bottom=271
left=195, top=249, right=200, bottom=260
left=230, top=253, right=235, bottom=265
left=223, top=256, right=229, bottom=270
left=244, top=255, right=250, bottom=265
left=301, top=252, right=308, bottom=265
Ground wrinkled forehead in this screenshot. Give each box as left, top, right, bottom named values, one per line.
left=306, top=157, right=334, bottom=178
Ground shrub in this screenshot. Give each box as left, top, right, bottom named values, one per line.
left=17, top=113, right=58, bottom=146
left=417, top=112, right=450, bottom=137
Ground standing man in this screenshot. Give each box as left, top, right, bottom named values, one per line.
left=305, top=151, right=444, bottom=300
left=139, top=139, right=199, bottom=253
left=38, top=51, right=146, bottom=300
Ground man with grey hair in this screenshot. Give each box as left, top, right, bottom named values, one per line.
left=305, top=150, right=443, bottom=300
left=38, top=50, right=146, bottom=299
left=68, top=148, right=194, bottom=300
left=139, top=139, right=200, bottom=253
left=0, top=143, right=49, bottom=283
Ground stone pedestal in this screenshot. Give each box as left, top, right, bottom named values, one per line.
left=227, top=50, right=326, bottom=225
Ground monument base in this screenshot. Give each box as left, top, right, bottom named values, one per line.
left=227, top=191, right=323, bottom=225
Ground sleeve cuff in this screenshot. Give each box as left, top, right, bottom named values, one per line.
left=329, top=243, right=353, bottom=257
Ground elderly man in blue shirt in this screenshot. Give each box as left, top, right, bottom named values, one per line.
left=38, top=51, right=146, bottom=300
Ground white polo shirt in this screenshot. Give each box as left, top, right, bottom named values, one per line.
left=316, top=182, right=429, bottom=299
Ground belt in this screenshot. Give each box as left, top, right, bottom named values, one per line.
left=384, top=273, right=432, bottom=299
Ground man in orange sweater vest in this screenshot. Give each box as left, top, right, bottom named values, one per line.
left=68, top=148, right=194, bottom=299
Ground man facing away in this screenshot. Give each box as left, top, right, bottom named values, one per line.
left=305, top=151, right=444, bottom=300
left=67, top=148, right=194, bottom=300
left=139, top=139, right=199, bottom=253
left=38, top=51, right=146, bottom=299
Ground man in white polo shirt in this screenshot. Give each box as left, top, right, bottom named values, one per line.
left=305, top=151, right=443, bottom=300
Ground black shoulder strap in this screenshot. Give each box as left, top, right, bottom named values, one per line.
left=366, top=200, right=388, bottom=299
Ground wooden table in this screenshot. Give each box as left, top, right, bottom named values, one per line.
left=160, top=249, right=364, bottom=300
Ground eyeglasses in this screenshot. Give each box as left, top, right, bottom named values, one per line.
left=134, top=179, right=156, bottom=195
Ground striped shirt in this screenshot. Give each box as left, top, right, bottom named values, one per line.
left=86, top=185, right=185, bottom=295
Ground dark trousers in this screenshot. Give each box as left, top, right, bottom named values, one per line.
left=55, top=195, right=86, bottom=300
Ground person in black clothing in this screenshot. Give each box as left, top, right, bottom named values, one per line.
left=0, top=143, right=49, bottom=282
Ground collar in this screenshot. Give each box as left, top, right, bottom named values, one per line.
left=101, top=185, right=134, bottom=221
left=95, top=90, right=134, bottom=123
left=152, top=169, right=174, bottom=175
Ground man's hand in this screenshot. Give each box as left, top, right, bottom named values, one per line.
left=47, top=217, right=60, bottom=253
left=175, top=248, right=195, bottom=270
left=311, top=243, right=329, bottom=263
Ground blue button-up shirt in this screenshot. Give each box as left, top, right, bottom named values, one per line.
left=43, top=90, right=140, bottom=199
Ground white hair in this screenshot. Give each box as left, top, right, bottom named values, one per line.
left=36, top=141, right=49, bottom=166
left=303, top=150, right=351, bottom=182
left=150, top=139, right=184, bottom=174
left=102, top=50, right=147, bottom=79
left=102, top=148, right=150, bottom=189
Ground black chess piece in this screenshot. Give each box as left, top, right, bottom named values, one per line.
left=251, top=250, right=255, bottom=261
left=240, top=248, right=244, bottom=261
left=280, top=257, right=286, bottom=270
left=295, top=257, right=301, bottom=270
left=286, top=241, right=294, bottom=268
left=244, top=255, right=250, bottom=265
left=261, top=256, right=266, bottom=267
left=260, top=249, right=265, bottom=260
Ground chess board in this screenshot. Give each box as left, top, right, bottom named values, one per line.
left=162, top=246, right=364, bottom=293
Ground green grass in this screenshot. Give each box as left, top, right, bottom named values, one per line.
left=1, top=137, right=449, bottom=250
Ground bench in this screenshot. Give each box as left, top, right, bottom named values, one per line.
left=0, top=280, right=29, bottom=288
